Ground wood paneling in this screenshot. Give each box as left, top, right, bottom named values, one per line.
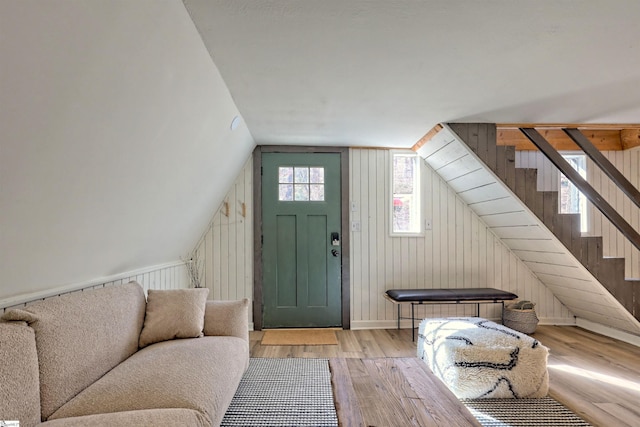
left=195, top=157, right=253, bottom=313
left=349, top=148, right=573, bottom=328
left=420, top=124, right=640, bottom=334
left=516, top=148, right=640, bottom=279
left=414, top=124, right=640, bottom=152
left=195, top=147, right=576, bottom=329
left=0, top=262, right=189, bottom=313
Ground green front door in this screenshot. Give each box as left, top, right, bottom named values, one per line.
left=262, top=152, right=342, bottom=328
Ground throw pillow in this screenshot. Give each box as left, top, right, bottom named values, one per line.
left=138, top=288, right=209, bottom=348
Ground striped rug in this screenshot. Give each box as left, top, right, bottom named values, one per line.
left=462, top=397, right=592, bottom=426
left=221, top=358, right=338, bottom=427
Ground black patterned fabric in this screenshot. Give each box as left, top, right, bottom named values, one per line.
left=221, top=358, right=338, bottom=427
left=462, top=397, right=592, bottom=426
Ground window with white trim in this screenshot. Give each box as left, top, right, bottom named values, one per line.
left=391, top=151, right=422, bottom=235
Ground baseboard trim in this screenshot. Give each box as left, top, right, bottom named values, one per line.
left=576, top=317, right=640, bottom=347
left=538, top=317, right=577, bottom=326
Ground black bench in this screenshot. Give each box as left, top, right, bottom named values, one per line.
left=384, top=288, right=518, bottom=340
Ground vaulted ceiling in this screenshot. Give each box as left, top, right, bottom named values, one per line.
left=3, top=0, right=640, bottom=300
left=184, top=0, right=640, bottom=148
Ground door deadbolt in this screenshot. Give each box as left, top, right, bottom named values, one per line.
left=331, top=249, right=340, bottom=257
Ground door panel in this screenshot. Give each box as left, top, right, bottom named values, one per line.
left=307, top=215, right=328, bottom=307
left=262, top=152, right=342, bottom=328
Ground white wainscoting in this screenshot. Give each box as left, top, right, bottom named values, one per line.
left=517, top=148, right=640, bottom=279
left=0, top=261, right=190, bottom=313
left=194, top=157, right=253, bottom=311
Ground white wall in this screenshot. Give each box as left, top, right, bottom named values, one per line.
left=349, top=149, right=573, bottom=328
left=0, top=1, right=255, bottom=300
left=197, top=149, right=574, bottom=328
left=517, top=148, right=640, bottom=278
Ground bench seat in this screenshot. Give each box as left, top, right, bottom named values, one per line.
left=384, top=288, right=518, bottom=340
left=385, top=288, right=518, bottom=303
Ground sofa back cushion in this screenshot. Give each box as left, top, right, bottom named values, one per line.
left=138, top=287, right=209, bottom=348
left=1, top=281, right=146, bottom=420
left=0, top=321, right=41, bottom=427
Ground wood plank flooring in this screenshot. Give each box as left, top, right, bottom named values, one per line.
left=330, top=357, right=481, bottom=426
left=250, top=325, right=640, bottom=427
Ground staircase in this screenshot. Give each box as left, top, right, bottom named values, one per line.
left=415, top=123, right=640, bottom=335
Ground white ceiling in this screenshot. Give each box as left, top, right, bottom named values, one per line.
left=184, top=0, right=640, bottom=148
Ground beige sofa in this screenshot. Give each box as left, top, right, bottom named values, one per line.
left=0, top=281, right=249, bottom=427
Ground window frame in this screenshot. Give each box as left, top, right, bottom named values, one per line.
left=390, top=150, right=423, bottom=237
left=559, top=152, right=588, bottom=233
left=277, top=165, right=326, bottom=202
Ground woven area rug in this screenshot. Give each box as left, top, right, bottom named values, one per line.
left=462, top=397, right=592, bottom=426
left=261, top=329, right=338, bottom=346
left=221, top=358, right=338, bottom=427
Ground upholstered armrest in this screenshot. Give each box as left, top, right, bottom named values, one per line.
left=203, top=298, right=249, bottom=342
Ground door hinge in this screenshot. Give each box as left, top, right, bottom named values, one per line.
left=261, top=166, right=263, bottom=175
left=261, top=235, right=264, bottom=245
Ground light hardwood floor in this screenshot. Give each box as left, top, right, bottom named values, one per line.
left=250, top=325, right=640, bottom=427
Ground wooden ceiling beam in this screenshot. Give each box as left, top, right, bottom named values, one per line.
left=497, top=123, right=640, bottom=151
left=498, top=123, right=640, bottom=130
left=412, top=123, right=640, bottom=152
left=412, top=124, right=442, bottom=151
left=620, top=129, right=640, bottom=150
left=497, top=128, right=623, bottom=151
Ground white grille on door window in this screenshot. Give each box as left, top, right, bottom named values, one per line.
left=278, top=167, right=325, bottom=201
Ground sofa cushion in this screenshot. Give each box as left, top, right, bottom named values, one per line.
left=203, top=299, right=250, bottom=342
left=139, top=288, right=209, bottom=348
left=0, top=321, right=41, bottom=427
left=1, top=282, right=146, bottom=420
left=49, top=336, right=249, bottom=426
left=41, top=408, right=208, bottom=427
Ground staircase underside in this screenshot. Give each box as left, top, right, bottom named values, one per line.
left=415, top=124, right=640, bottom=336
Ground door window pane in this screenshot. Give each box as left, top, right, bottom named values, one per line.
left=294, top=184, right=309, bottom=201
left=310, top=167, right=325, bottom=183
left=294, top=167, right=309, bottom=184
left=278, top=166, right=325, bottom=201
left=279, top=167, right=293, bottom=183
left=310, top=184, right=325, bottom=201
left=279, top=184, right=293, bottom=201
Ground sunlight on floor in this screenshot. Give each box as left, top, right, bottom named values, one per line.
left=465, top=411, right=510, bottom=427
left=548, top=364, right=640, bottom=392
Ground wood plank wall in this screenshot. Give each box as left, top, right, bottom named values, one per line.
left=194, top=150, right=574, bottom=328
left=195, top=158, right=253, bottom=311
left=0, top=262, right=190, bottom=313
left=517, top=148, right=640, bottom=279
left=349, top=149, right=573, bottom=328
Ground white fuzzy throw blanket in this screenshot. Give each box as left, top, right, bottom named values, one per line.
left=417, top=317, right=549, bottom=399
